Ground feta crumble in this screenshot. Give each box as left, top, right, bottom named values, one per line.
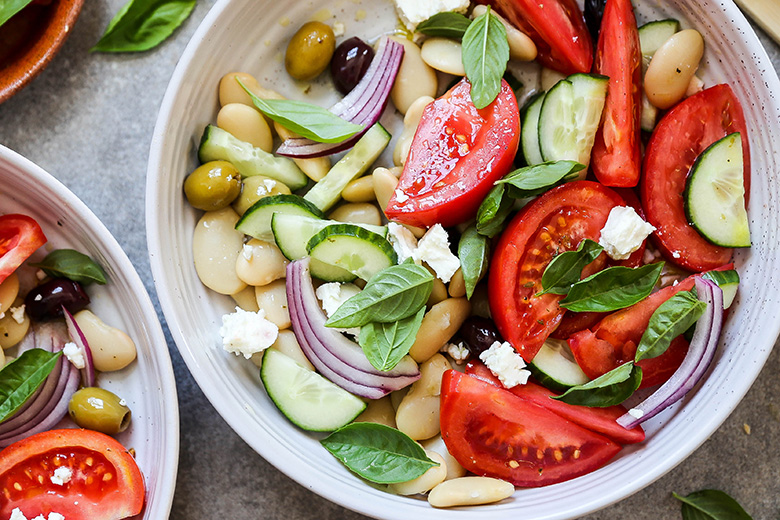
left=333, top=21, right=346, bottom=37
left=9, top=305, right=24, bottom=324
left=10, top=509, right=27, bottom=520
left=10, top=511, right=65, bottom=520
left=413, top=224, right=460, bottom=283
left=442, top=341, right=470, bottom=364
left=48, top=515, right=65, bottom=520
left=599, top=206, right=656, bottom=260
left=316, top=282, right=361, bottom=336
left=479, top=341, right=531, bottom=388
left=62, top=342, right=86, bottom=370
left=51, top=466, right=73, bottom=486
left=393, top=0, right=470, bottom=31
left=387, top=223, right=418, bottom=263
left=219, top=307, right=279, bottom=359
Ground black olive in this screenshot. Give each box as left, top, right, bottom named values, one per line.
left=584, top=0, right=608, bottom=42
left=458, top=316, right=503, bottom=358
left=331, top=37, right=374, bottom=95
left=25, top=278, right=90, bottom=321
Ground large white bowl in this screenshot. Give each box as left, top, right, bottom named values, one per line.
left=0, top=145, right=179, bottom=519
left=146, top=1, right=780, bottom=518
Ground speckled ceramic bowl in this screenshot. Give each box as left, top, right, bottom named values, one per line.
left=0, top=0, right=85, bottom=104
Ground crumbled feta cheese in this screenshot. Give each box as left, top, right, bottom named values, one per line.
left=387, top=223, right=418, bottom=263
left=9, top=305, right=25, bottom=324
left=599, top=206, right=656, bottom=260
left=479, top=341, right=531, bottom=388
left=36, top=269, right=47, bottom=281
left=332, top=21, right=346, bottom=37
left=628, top=408, right=644, bottom=419
left=51, top=466, right=73, bottom=486
left=394, top=188, right=409, bottom=203
left=62, top=342, right=86, bottom=370
left=413, top=224, right=460, bottom=283
left=393, top=0, right=470, bottom=31
left=316, top=282, right=361, bottom=336
left=442, top=341, right=470, bottom=363
left=672, top=251, right=681, bottom=259
left=242, top=243, right=255, bottom=261
left=48, top=514, right=65, bottom=520
left=219, top=307, right=279, bottom=359
left=10, top=508, right=28, bottom=520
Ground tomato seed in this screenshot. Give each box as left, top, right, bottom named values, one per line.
left=13, top=482, right=21, bottom=491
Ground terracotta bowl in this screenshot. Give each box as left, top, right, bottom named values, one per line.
left=0, top=0, right=85, bottom=104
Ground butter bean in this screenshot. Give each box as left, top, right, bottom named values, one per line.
left=0, top=273, right=19, bottom=314
left=252, top=332, right=314, bottom=370
left=354, top=395, right=396, bottom=428
left=73, top=310, right=137, bottom=372
left=342, top=176, right=376, bottom=202
left=426, top=267, right=449, bottom=307
left=236, top=239, right=288, bottom=286
left=255, top=279, right=290, bottom=329
left=395, top=354, right=450, bottom=440
left=232, top=175, right=291, bottom=216
left=193, top=207, right=247, bottom=295
left=428, top=476, right=514, bottom=508
left=217, top=103, right=273, bottom=152
left=685, top=74, right=704, bottom=98
left=231, top=286, right=260, bottom=312
left=420, top=38, right=465, bottom=75
left=421, top=435, right=467, bottom=480
left=329, top=203, right=382, bottom=226
left=448, top=268, right=466, bottom=298
left=393, top=95, right=433, bottom=167
left=218, top=72, right=283, bottom=132
left=390, top=36, right=438, bottom=114
left=388, top=450, right=446, bottom=495
left=409, top=298, right=471, bottom=363
left=372, top=167, right=425, bottom=237
left=645, top=29, right=704, bottom=109
left=0, top=299, right=29, bottom=349
left=472, top=5, right=537, bottom=61
left=294, top=156, right=331, bottom=182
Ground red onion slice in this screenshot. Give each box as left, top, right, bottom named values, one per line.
left=618, top=278, right=723, bottom=429
left=63, top=305, right=96, bottom=387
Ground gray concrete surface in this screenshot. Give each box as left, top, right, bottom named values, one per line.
left=0, top=1, right=778, bottom=518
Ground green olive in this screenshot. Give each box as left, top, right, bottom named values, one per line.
left=68, top=387, right=132, bottom=435
left=232, top=175, right=292, bottom=215
left=285, top=22, right=336, bottom=81
left=184, top=160, right=242, bottom=211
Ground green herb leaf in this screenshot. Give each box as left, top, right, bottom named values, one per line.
left=553, top=362, right=642, bottom=407
left=326, top=264, right=433, bottom=328
left=476, top=184, right=513, bottom=237
left=92, top=0, right=196, bottom=53
left=673, top=489, right=753, bottom=520
left=32, top=249, right=108, bottom=286
left=539, top=239, right=603, bottom=296
left=458, top=225, right=490, bottom=299
left=462, top=7, right=510, bottom=109
left=239, top=79, right=363, bottom=143
left=321, top=422, right=439, bottom=484
left=0, top=0, right=34, bottom=28
left=416, top=12, right=472, bottom=39
left=560, top=262, right=664, bottom=313
left=359, top=308, right=425, bottom=371
left=0, top=349, right=62, bottom=423
left=497, top=161, right=586, bottom=199
left=635, top=290, right=707, bottom=362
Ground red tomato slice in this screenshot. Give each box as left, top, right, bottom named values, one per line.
left=385, top=78, right=519, bottom=228
left=488, top=181, right=630, bottom=362
left=0, top=429, right=145, bottom=520
left=0, top=214, right=47, bottom=285
left=440, top=370, right=621, bottom=487
left=590, top=0, right=642, bottom=188
left=465, top=361, right=645, bottom=444
left=551, top=311, right=605, bottom=340
left=477, top=0, right=593, bottom=74
left=642, top=84, right=750, bottom=271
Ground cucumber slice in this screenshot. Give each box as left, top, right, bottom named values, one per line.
left=307, top=224, right=397, bottom=282
left=638, top=19, right=680, bottom=61
left=703, top=269, right=740, bottom=309
left=272, top=213, right=387, bottom=261
left=198, top=125, right=307, bottom=191
left=528, top=338, right=589, bottom=393
left=684, top=133, right=751, bottom=248
left=236, top=194, right=325, bottom=241
left=521, top=92, right=546, bottom=166
left=303, top=123, right=391, bottom=212
left=260, top=348, right=366, bottom=432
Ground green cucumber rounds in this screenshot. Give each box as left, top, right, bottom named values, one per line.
left=685, top=133, right=751, bottom=247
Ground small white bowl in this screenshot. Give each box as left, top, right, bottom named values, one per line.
left=146, top=1, right=780, bottom=518
left=0, top=145, right=179, bottom=519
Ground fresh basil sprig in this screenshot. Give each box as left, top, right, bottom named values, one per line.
left=560, top=262, right=664, bottom=313
left=416, top=12, right=473, bottom=39
left=0, top=0, right=34, bottom=28
left=325, top=264, right=433, bottom=328
left=497, top=161, right=585, bottom=198
left=32, top=249, right=107, bottom=286
left=458, top=225, right=490, bottom=299
left=635, top=290, right=707, bottom=362
left=0, top=349, right=62, bottom=423
left=673, top=489, right=753, bottom=520
left=359, top=308, right=425, bottom=372
left=462, top=7, right=510, bottom=109
left=553, top=362, right=642, bottom=407
left=321, top=423, right=439, bottom=484
left=476, top=185, right=513, bottom=238
left=92, top=0, right=196, bottom=53
left=539, top=239, right=603, bottom=296
left=239, top=79, right=363, bottom=143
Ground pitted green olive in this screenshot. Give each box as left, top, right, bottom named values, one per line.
left=285, top=22, right=336, bottom=81
left=68, top=387, right=132, bottom=435
left=184, top=160, right=242, bottom=211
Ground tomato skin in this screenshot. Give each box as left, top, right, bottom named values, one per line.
left=0, top=214, right=47, bottom=285
left=590, top=0, right=642, bottom=188
left=0, top=429, right=145, bottom=520
left=477, top=0, right=593, bottom=75
left=385, top=79, right=520, bottom=228
left=642, top=84, right=750, bottom=272
left=440, top=370, right=621, bottom=487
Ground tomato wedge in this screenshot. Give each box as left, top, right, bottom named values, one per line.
left=0, top=214, right=47, bottom=285
left=465, top=361, right=645, bottom=444
left=590, top=0, right=642, bottom=187
left=440, top=370, right=621, bottom=487
left=478, top=0, right=593, bottom=74
left=385, top=78, right=519, bottom=228
left=642, top=84, right=750, bottom=272
left=0, top=429, right=145, bottom=520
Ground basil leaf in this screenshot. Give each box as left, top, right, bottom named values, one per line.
left=673, top=490, right=753, bottom=520
left=0, top=349, right=62, bottom=423
left=497, top=161, right=586, bottom=198
left=326, top=264, right=433, bottom=328
left=0, top=0, right=34, bottom=27
left=476, top=184, right=513, bottom=238
left=92, top=0, right=196, bottom=53
left=635, top=290, right=707, bottom=362
left=458, top=225, right=490, bottom=299
left=560, top=262, right=664, bottom=313
left=462, top=7, right=510, bottom=109
left=416, top=12, right=472, bottom=39
left=553, top=362, right=642, bottom=407
left=359, top=308, right=425, bottom=371
left=321, top=423, right=439, bottom=484
left=239, top=79, right=363, bottom=143
left=32, top=249, right=108, bottom=286
left=539, top=239, right=603, bottom=296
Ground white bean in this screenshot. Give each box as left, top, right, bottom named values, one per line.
left=255, top=279, right=290, bottom=329
left=421, top=435, right=467, bottom=480
left=685, top=74, right=705, bottom=98
left=251, top=333, right=314, bottom=370
left=372, top=167, right=425, bottom=237
left=0, top=273, right=19, bottom=314
left=353, top=395, right=396, bottom=428
left=329, top=203, right=382, bottom=226
left=472, top=5, right=537, bottom=61
left=235, top=239, right=288, bottom=286
left=395, top=354, right=450, bottom=440
left=388, top=451, right=447, bottom=495
left=645, top=29, right=704, bottom=110
left=218, top=72, right=283, bottom=132
left=193, top=207, right=247, bottom=295
left=232, top=175, right=291, bottom=216
left=0, top=300, right=29, bottom=350
left=294, top=156, right=331, bottom=182
left=217, top=103, right=273, bottom=152
left=342, top=176, right=376, bottom=203
left=231, top=286, right=260, bottom=312
left=421, top=38, right=465, bottom=75
left=409, top=298, right=471, bottom=363
left=393, top=95, right=433, bottom=167
left=428, top=476, right=515, bottom=508
left=448, top=268, right=466, bottom=298
left=74, top=310, right=137, bottom=372
left=390, top=36, right=438, bottom=115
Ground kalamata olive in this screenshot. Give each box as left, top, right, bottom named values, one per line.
left=69, top=387, right=132, bottom=434
left=584, top=0, right=607, bottom=41
left=458, top=316, right=502, bottom=357
left=285, top=21, right=336, bottom=81
left=25, top=278, right=90, bottom=320
left=331, top=37, right=374, bottom=95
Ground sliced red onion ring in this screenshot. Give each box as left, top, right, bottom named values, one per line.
left=63, top=305, right=96, bottom=387
left=618, top=278, right=723, bottom=429
left=276, top=37, right=404, bottom=158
